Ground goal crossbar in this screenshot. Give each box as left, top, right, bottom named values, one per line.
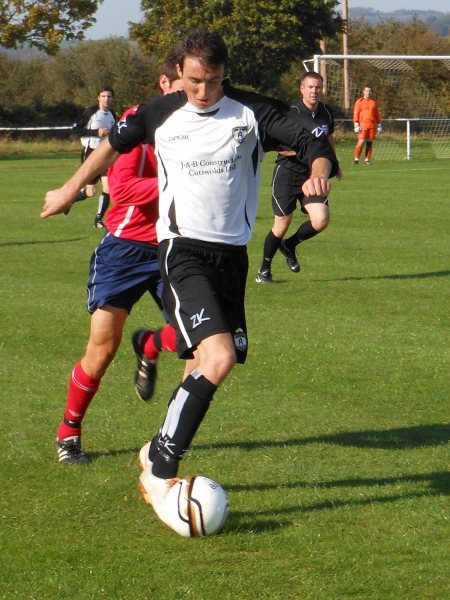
left=302, top=54, right=450, bottom=161
left=307, top=54, right=450, bottom=72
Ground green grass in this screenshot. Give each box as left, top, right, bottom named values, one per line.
left=1, top=148, right=449, bottom=600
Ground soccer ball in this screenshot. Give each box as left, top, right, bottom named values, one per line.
left=164, top=476, right=229, bottom=537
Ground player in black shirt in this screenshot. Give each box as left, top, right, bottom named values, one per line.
left=256, top=71, right=342, bottom=283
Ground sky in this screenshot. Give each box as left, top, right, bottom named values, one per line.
left=86, top=0, right=450, bottom=40
left=347, top=0, right=449, bottom=10
left=86, top=0, right=143, bottom=39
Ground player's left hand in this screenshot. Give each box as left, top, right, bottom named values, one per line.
left=41, top=187, right=76, bottom=218
left=301, top=176, right=331, bottom=198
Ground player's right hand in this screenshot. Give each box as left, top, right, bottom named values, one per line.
left=301, top=176, right=330, bottom=198
left=354, top=123, right=361, bottom=134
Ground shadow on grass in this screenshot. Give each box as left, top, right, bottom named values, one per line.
left=0, top=237, right=88, bottom=247
left=226, top=470, right=449, bottom=494
left=214, top=424, right=449, bottom=533
left=226, top=470, right=449, bottom=534
left=225, top=471, right=450, bottom=533
left=195, top=423, right=449, bottom=452
left=87, top=424, right=448, bottom=535
left=315, top=269, right=450, bottom=282
left=88, top=423, right=448, bottom=461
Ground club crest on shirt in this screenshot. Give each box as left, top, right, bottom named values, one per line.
left=233, top=328, right=247, bottom=351
left=232, top=124, right=248, bottom=144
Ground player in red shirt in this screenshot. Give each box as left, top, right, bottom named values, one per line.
left=353, top=85, right=382, bottom=165
left=51, top=50, right=184, bottom=464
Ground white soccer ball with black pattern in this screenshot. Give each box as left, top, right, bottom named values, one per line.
left=164, top=476, right=229, bottom=537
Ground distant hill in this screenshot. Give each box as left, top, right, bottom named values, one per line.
left=349, top=7, right=450, bottom=36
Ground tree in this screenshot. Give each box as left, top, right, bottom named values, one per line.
left=47, top=39, right=160, bottom=112
left=130, top=0, right=342, bottom=95
left=0, top=0, right=102, bottom=54
left=326, top=16, right=450, bottom=57
left=0, top=39, right=160, bottom=126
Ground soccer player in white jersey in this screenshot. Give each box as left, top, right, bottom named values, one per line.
left=72, top=85, right=116, bottom=228
left=41, top=29, right=339, bottom=532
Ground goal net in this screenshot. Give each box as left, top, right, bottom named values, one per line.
left=304, top=54, right=450, bottom=162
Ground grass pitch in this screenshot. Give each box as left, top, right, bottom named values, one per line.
left=1, top=148, right=449, bottom=600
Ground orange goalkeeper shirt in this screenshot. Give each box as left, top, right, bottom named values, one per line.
left=353, top=97, right=381, bottom=128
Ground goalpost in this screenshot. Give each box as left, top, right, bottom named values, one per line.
left=303, top=54, right=450, bottom=162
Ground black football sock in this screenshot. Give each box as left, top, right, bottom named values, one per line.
left=260, top=230, right=282, bottom=272
left=148, top=385, right=181, bottom=462
left=152, top=371, right=217, bottom=479
left=284, top=221, right=319, bottom=250
left=97, top=193, right=110, bottom=218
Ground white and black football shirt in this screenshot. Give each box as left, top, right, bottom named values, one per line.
left=109, top=83, right=339, bottom=246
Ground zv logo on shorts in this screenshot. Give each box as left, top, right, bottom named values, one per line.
left=190, top=308, right=211, bottom=329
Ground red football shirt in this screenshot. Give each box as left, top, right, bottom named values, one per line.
left=106, top=106, right=159, bottom=244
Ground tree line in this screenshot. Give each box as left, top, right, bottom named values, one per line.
left=1, top=0, right=449, bottom=127
left=0, top=39, right=159, bottom=126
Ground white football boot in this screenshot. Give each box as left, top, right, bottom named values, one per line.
left=138, top=442, right=152, bottom=470
left=138, top=465, right=179, bottom=528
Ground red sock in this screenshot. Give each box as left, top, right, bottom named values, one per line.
left=159, top=324, right=177, bottom=352
left=57, top=361, right=100, bottom=440
left=143, top=325, right=177, bottom=359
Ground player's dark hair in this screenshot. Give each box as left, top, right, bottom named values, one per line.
left=179, top=29, right=228, bottom=70
left=159, top=44, right=183, bottom=83
left=300, top=71, right=323, bottom=85
left=97, top=85, right=114, bottom=97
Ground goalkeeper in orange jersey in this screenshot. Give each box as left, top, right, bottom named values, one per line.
left=353, top=85, right=382, bottom=165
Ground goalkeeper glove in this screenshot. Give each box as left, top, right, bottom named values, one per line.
left=377, top=124, right=383, bottom=134
left=354, top=123, right=361, bottom=134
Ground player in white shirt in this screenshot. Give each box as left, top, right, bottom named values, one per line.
left=42, top=29, right=339, bottom=532
left=71, top=85, right=116, bottom=228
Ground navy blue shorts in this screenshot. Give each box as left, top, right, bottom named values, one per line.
left=87, top=232, right=164, bottom=315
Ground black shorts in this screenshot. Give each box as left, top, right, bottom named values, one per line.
left=81, top=147, right=104, bottom=185
left=271, top=163, right=328, bottom=217
left=158, top=238, right=249, bottom=363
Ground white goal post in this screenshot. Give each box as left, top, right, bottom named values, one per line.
left=303, top=54, right=450, bottom=161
